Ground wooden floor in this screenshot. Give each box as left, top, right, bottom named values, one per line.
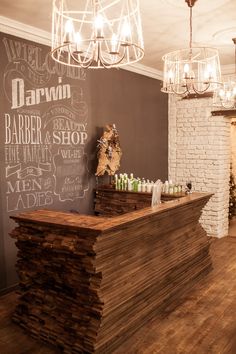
left=1, top=237, right=236, bottom=354
left=229, top=217, right=236, bottom=237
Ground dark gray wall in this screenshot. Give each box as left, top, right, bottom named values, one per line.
left=0, top=32, right=168, bottom=292
left=89, top=69, right=168, bottom=181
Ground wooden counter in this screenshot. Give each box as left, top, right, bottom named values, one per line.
left=10, top=193, right=212, bottom=354
left=94, top=185, right=186, bottom=216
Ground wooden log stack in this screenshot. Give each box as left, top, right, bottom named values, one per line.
left=10, top=214, right=104, bottom=353
left=10, top=193, right=212, bottom=353
left=94, top=185, right=185, bottom=216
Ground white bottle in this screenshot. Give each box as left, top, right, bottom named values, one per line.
left=128, top=179, right=133, bottom=191
left=146, top=182, right=152, bottom=193
left=138, top=181, right=142, bottom=192
left=164, top=180, right=169, bottom=194
left=141, top=182, right=146, bottom=192
left=168, top=180, right=173, bottom=194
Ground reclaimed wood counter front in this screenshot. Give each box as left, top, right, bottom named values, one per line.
left=10, top=193, right=212, bottom=354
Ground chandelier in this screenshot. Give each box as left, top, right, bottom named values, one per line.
left=213, top=38, right=236, bottom=109
left=51, top=0, right=144, bottom=69
left=161, top=0, right=221, bottom=96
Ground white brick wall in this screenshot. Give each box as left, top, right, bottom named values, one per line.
left=169, top=96, right=231, bottom=238
left=231, top=122, right=236, bottom=178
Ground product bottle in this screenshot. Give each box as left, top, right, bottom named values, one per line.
left=164, top=180, right=169, bottom=194
left=128, top=179, right=132, bottom=191
left=117, top=178, right=121, bottom=190
left=138, top=180, right=142, bottom=192
left=141, top=180, right=146, bottom=192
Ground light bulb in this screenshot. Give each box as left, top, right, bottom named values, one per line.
left=64, top=19, right=74, bottom=43
left=122, top=20, right=131, bottom=42
left=183, top=63, right=190, bottom=79
left=111, top=34, right=118, bottom=53
left=205, top=64, right=215, bottom=80
left=75, top=32, right=82, bottom=53
left=65, top=19, right=73, bottom=33
left=95, top=14, right=104, bottom=38
left=168, top=70, right=173, bottom=83
left=184, top=63, right=189, bottom=73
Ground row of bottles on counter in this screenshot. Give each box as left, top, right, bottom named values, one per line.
left=113, top=173, right=184, bottom=194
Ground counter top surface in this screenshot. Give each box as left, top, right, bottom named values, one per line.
left=11, top=193, right=212, bottom=233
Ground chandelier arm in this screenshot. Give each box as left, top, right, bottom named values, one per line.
left=96, top=42, right=126, bottom=67
left=191, top=82, right=211, bottom=95
left=68, top=44, right=95, bottom=68
left=167, top=83, right=190, bottom=96
left=70, top=53, right=94, bottom=69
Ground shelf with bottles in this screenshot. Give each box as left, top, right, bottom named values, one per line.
left=112, top=173, right=185, bottom=197
left=94, top=178, right=186, bottom=216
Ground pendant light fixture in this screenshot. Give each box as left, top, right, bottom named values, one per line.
left=213, top=38, right=236, bottom=109
left=161, top=0, right=221, bottom=96
left=51, top=0, right=144, bottom=69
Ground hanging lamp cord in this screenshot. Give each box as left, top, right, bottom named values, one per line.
left=186, top=0, right=196, bottom=58
left=189, top=5, right=192, bottom=55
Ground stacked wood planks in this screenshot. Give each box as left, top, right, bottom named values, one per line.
left=94, top=185, right=185, bottom=216
left=10, top=215, right=103, bottom=354
left=10, top=193, right=212, bottom=353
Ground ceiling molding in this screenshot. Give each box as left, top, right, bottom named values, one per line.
left=0, top=16, right=50, bottom=46
left=122, top=62, right=163, bottom=80
left=0, top=15, right=162, bottom=81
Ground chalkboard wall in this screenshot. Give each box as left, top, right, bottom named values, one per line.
left=0, top=32, right=168, bottom=292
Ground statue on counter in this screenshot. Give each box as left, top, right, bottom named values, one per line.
left=96, top=124, right=122, bottom=176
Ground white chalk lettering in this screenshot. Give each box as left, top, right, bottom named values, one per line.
left=60, top=149, right=82, bottom=159
left=5, top=113, right=42, bottom=144
left=11, top=77, right=71, bottom=109
left=3, top=38, right=43, bottom=70
left=52, top=131, right=87, bottom=145
left=7, top=191, right=53, bottom=212
left=5, top=146, right=20, bottom=163
left=7, top=179, right=41, bottom=194
left=53, top=118, right=86, bottom=132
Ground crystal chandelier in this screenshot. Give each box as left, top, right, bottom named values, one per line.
left=51, top=0, right=144, bottom=69
left=213, top=38, right=236, bottom=109
left=161, top=0, right=221, bottom=96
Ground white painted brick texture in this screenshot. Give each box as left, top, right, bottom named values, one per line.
left=231, top=123, right=236, bottom=178
left=169, top=96, right=231, bottom=238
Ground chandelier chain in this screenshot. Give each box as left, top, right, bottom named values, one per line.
left=189, top=5, right=192, bottom=56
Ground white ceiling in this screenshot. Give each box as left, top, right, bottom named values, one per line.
left=0, top=0, right=236, bottom=73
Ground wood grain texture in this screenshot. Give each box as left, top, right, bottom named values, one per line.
left=10, top=193, right=212, bottom=353
left=94, top=185, right=185, bottom=216
left=1, top=238, right=236, bottom=354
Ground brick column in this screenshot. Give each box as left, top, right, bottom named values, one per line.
left=231, top=122, right=236, bottom=178
left=169, top=96, right=231, bottom=238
